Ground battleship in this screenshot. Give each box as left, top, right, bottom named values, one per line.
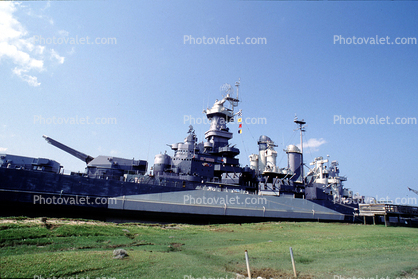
left=0, top=80, right=364, bottom=223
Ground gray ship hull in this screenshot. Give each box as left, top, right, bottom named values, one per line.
left=0, top=168, right=346, bottom=222
left=109, top=190, right=345, bottom=221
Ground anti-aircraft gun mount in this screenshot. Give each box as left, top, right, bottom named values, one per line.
left=43, top=135, right=147, bottom=180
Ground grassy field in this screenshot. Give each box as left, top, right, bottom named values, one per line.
left=1, top=217, right=417, bottom=279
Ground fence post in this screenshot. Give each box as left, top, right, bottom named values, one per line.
left=245, top=250, right=251, bottom=279
left=289, top=247, right=297, bottom=278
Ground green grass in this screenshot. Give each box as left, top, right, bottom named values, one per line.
left=1, top=218, right=418, bottom=279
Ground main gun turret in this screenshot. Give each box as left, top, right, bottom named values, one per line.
left=43, top=135, right=147, bottom=180
left=43, top=135, right=94, bottom=164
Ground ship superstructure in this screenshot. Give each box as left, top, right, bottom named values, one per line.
left=152, top=81, right=253, bottom=189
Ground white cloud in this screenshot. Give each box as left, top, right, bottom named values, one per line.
left=26, top=1, right=54, bottom=24
left=297, top=138, right=327, bottom=152
left=0, top=147, right=7, bottom=152
left=58, top=30, right=69, bottom=37
left=50, top=49, right=64, bottom=64
left=68, top=46, right=75, bottom=55
left=0, top=2, right=65, bottom=86
left=42, top=1, right=51, bottom=12
left=12, top=67, right=40, bottom=86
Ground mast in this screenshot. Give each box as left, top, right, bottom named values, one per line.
left=294, top=116, right=306, bottom=185
left=235, top=78, right=240, bottom=99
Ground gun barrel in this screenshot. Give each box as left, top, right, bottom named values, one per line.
left=43, top=135, right=94, bottom=164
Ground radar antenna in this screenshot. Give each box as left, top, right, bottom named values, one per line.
left=219, top=79, right=240, bottom=111
left=220, top=83, right=233, bottom=98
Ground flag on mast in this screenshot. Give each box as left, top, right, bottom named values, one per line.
left=237, top=110, right=242, bottom=134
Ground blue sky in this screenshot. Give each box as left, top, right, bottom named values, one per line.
left=1, top=1, right=417, bottom=203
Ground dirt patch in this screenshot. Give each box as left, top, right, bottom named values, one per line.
left=234, top=267, right=314, bottom=279
left=161, top=226, right=184, bottom=230
left=210, top=228, right=233, bottom=232
left=44, top=224, right=61, bottom=230
left=0, top=217, right=108, bottom=226
left=167, top=242, right=184, bottom=252
left=399, top=268, right=418, bottom=278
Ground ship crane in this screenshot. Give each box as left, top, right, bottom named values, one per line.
left=407, top=187, right=418, bottom=196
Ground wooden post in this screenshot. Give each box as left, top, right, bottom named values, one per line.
left=384, top=214, right=388, bottom=227
left=373, top=215, right=376, bottom=225
left=363, top=216, right=366, bottom=225
left=289, top=247, right=297, bottom=278
left=245, top=250, right=251, bottom=279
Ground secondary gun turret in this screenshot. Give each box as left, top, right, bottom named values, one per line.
left=43, top=135, right=147, bottom=180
